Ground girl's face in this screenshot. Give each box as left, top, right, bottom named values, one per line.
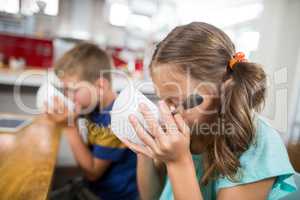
left=151, top=65, right=218, bottom=131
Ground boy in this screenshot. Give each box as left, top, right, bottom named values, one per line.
left=46, top=43, right=138, bottom=200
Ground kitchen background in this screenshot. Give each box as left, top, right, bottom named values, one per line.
left=0, top=0, right=299, bottom=196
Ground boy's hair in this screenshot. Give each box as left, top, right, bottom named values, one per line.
left=54, top=43, right=112, bottom=83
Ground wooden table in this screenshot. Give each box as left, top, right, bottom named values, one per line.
left=0, top=115, right=61, bottom=200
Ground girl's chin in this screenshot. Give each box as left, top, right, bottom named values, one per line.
left=190, top=143, right=205, bottom=155
left=189, top=133, right=212, bottom=154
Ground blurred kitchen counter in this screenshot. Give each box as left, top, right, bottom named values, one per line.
left=0, top=67, right=47, bottom=87
left=0, top=114, right=62, bottom=200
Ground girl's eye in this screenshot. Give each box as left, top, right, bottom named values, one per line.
left=164, top=98, right=172, bottom=106
left=165, top=98, right=179, bottom=108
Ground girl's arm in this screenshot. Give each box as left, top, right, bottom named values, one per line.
left=217, top=178, right=275, bottom=200
left=137, top=154, right=166, bottom=200
left=166, top=155, right=202, bottom=200
left=124, top=101, right=204, bottom=200
left=125, top=101, right=275, bottom=200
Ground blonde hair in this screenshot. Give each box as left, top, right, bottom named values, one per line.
left=54, top=42, right=112, bottom=83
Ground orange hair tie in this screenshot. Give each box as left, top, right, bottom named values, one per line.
left=228, top=52, right=247, bottom=70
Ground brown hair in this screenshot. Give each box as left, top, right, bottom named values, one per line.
left=54, top=42, right=112, bottom=82
left=150, top=22, right=266, bottom=184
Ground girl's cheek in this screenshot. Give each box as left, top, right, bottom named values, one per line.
left=182, top=105, right=210, bottom=126
left=182, top=111, right=199, bottom=126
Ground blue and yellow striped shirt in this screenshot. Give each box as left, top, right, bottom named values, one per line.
left=85, top=102, right=138, bottom=200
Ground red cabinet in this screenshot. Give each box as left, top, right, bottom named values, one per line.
left=0, top=33, right=53, bottom=68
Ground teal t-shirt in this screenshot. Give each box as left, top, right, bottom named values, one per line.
left=159, top=118, right=297, bottom=200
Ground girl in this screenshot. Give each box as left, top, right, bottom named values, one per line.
left=124, top=22, right=297, bottom=200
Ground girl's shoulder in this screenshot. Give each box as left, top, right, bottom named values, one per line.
left=215, top=116, right=297, bottom=199
left=253, top=116, right=285, bottom=148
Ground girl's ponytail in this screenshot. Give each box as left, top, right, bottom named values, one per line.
left=212, top=60, right=267, bottom=182
left=228, top=56, right=266, bottom=111
left=149, top=22, right=268, bottom=185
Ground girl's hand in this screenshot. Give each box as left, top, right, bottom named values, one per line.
left=44, top=96, right=81, bottom=126
left=124, top=101, right=191, bottom=165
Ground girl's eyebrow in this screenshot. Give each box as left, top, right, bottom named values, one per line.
left=159, top=94, right=178, bottom=100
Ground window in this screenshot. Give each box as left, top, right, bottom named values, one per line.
left=0, top=0, right=19, bottom=14
left=21, top=0, right=59, bottom=16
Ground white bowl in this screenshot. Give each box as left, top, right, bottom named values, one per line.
left=111, top=85, right=159, bottom=145
left=36, top=81, right=75, bottom=112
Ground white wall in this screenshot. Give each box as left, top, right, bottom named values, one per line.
left=253, top=0, right=300, bottom=138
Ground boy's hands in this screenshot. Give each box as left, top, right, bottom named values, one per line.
left=124, top=101, right=192, bottom=166
left=44, top=96, right=81, bottom=126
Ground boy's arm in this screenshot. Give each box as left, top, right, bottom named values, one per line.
left=65, top=126, right=111, bottom=181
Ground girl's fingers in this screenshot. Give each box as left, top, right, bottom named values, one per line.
left=122, top=139, right=153, bottom=158
left=129, top=115, right=159, bottom=152
left=158, top=101, right=178, bottom=134
left=174, top=113, right=190, bottom=137
left=139, top=103, right=164, bottom=137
